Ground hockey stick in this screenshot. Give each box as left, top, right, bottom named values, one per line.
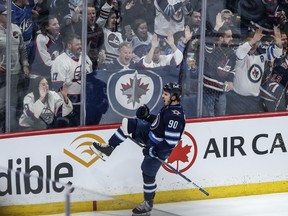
left=126, top=136, right=209, bottom=196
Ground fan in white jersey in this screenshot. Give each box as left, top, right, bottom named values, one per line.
left=51, top=34, right=93, bottom=126
left=154, top=0, right=192, bottom=37
left=19, top=76, right=73, bottom=130
left=226, top=26, right=283, bottom=115
left=97, top=2, right=123, bottom=64
left=30, top=15, right=63, bottom=85
left=140, top=33, right=183, bottom=68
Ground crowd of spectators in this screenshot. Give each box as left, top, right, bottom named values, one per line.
left=0, top=0, right=287, bottom=132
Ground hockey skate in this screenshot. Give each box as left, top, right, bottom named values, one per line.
left=89, top=142, right=114, bottom=161
left=132, top=200, right=153, bottom=216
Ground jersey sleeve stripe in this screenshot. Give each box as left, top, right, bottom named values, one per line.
left=149, top=131, right=164, bottom=144
left=165, top=131, right=181, bottom=138
left=115, top=131, right=126, bottom=142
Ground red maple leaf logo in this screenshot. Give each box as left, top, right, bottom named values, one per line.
left=162, top=131, right=198, bottom=174
left=167, top=140, right=191, bottom=170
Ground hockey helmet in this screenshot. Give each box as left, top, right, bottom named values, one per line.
left=163, top=82, right=182, bottom=101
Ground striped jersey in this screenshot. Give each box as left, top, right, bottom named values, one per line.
left=149, top=104, right=185, bottom=149
left=51, top=52, right=93, bottom=105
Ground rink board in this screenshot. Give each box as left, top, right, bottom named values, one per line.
left=0, top=113, right=288, bottom=215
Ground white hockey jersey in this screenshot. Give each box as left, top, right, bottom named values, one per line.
left=154, top=0, right=187, bottom=36
left=142, top=49, right=183, bottom=68
left=233, top=42, right=283, bottom=96
left=19, top=91, right=73, bottom=129
left=103, top=28, right=123, bottom=63
left=51, top=52, right=93, bottom=104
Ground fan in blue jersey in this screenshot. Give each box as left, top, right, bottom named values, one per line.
left=90, top=82, right=186, bottom=216
left=12, top=0, right=34, bottom=63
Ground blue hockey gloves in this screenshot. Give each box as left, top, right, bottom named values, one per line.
left=136, top=104, right=150, bottom=120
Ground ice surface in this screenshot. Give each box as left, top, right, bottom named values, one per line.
left=45, top=192, right=288, bottom=216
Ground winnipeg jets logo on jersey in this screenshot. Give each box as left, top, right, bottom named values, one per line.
left=248, top=64, right=262, bottom=83
left=71, top=60, right=93, bottom=84
left=108, top=33, right=121, bottom=48
left=171, top=109, right=181, bottom=115
left=40, top=106, right=54, bottom=125
left=172, top=8, right=183, bottom=22
left=73, top=66, right=81, bottom=84
left=19, top=19, right=32, bottom=35
left=12, top=31, right=19, bottom=39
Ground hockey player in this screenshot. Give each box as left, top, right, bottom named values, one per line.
left=90, top=82, right=186, bottom=216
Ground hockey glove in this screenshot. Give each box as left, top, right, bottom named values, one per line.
left=143, top=146, right=158, bottom=158
left=136, top=104, right=150, bottom=120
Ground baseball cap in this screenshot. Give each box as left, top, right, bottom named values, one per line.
left=0, top=5, right=7, bottom=15
left=220, top=9, right=233, bottom=17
